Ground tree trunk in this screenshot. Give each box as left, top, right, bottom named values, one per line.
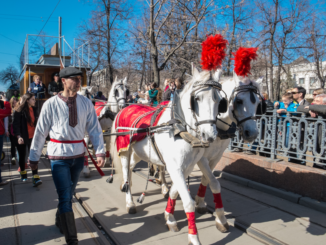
left=268, top=42, right=274, bottom=101
left=226, top=2, right=236, bottom=76
left=149, top=0, right=160, bottom=86
left=105, top=0, right=114, bottom=84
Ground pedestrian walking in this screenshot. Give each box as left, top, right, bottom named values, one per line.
left=29, top=67, right=105, bottom=245
left=0, top=97, right=12, bottom=186
left=13, top=93, right=41, bottom=185
left=8, top=97, right=19, bottom=165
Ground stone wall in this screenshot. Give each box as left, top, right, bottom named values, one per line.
left=216, top=150, right=326, bottom=202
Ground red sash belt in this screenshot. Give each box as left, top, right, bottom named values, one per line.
left=50, top=139, right=105, bottom=176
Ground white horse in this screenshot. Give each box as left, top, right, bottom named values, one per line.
left=110, top=67, right=225, bottom=245
left=152, top=73, right=263, bottom=235
left=79, top=78, right=129, bottom=177
left=194, top=74, right=263, bottom=217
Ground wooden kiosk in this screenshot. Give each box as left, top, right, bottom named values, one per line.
left=19, top=43, right=89, bottom=110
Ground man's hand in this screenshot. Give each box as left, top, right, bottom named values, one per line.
left=305, top=106, right=309, bottom=109
left=97, top=156, right=105, bottom=168
left=5, top=132, right=9, bottom=137
left=18, top=137, right=24, bottom=145
left=28, top=88, right=31, bottom=92
left=277, top=109, right=286, bottom=114
left=53, top=92, right=57, bottom=95
left=309, top=110, right=317, bottom=118
left=274, top=102, right=279, bottom=108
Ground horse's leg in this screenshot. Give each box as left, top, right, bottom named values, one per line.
left=120, top=151, right=139, bottom=214
left=164, top=183, right=179, bottom=232
left=168, top=168, right=201, bottom=245
left=195, top=173, right=209, bottom=214
left=195, top=153, right=224, bottom=214
left=159, top=166, right=169, bottom=199
left=104, top=136, right=112, bottom=167
left=83, top=136, right=90, bottom=178
left=197, top=158, right=229, bottom=233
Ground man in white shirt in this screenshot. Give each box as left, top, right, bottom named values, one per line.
left=29, top=67, right=105, bottom=245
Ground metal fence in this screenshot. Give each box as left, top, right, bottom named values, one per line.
left=229, top=110, right=326, bottom=168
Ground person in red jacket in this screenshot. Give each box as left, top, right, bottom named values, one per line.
left=0, top=97, right=12, bottom=186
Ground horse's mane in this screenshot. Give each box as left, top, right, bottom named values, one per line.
left=180, top=70, right=213, bottom=96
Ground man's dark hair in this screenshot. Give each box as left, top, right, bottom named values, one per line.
left=97, top=91, right=103, bottom=97
left=297, top=86, right=306, bottom=99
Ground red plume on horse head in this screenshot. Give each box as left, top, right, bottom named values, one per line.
left=232, top=47, right=258, bottom=77
left=201, top=34, right=228, bottom=71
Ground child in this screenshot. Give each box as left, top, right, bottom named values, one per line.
left=277, top=93, right=298, bottom=148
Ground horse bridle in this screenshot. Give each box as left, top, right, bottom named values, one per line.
left=228, top=82, right=265, bottom=126
left=190, top=80, right=228, bottom=128
left=114, top=83, right=129, bottom=103
left=85, top=89, right=91, bottom=100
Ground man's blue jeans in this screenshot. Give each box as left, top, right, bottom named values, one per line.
left=0, top=134, right=4, bottom=183
left=51, top=157, right=84, bottom=214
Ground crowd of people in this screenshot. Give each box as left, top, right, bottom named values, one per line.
left=126, top=77, right=186, bottom=106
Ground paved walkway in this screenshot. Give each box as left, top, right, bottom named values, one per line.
left=1, top=140, right=326, bottom=245
left=0, top=141, right=108, bottom=245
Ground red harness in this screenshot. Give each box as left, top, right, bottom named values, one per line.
left=50, top=139, right=105, bottom=176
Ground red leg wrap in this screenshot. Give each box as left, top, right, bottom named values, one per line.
left=197, top=184, right=207, bottom=198
left=106, top=151, right=110, bottom=158
left=213, top=193, right=223, bottom=209
left=186, top=212, right=198, bottom=235
left=165, top=197, right=176, bottom=214
left=84, top=156, right=89, bottom=166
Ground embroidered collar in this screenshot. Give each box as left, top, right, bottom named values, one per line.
left=58, top=92, right=77, bottom=103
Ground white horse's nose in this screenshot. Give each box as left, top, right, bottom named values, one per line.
left=200, top=125, right=217, bottom=142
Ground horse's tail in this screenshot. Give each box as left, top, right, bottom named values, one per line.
left=110, top=118, right=122, bottom=177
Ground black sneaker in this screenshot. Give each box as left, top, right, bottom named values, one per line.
left=32, top=175, right=42, bottom=187
left=20, top=170, right=28, bottom=182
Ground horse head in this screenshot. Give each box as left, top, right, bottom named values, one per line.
left=178, top=66, right=225, bottom=143
left=108, top=77, right=129, bottom=113
left=78, top=86, right=94, bottom=100
left=220, top=73, right=263, bottom=143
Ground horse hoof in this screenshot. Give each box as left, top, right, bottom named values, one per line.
left=196, top=206, right=207, bottom=214
left=216, top=221, right=229, bottom=233
left=188, top=234, right=201, bottom=245
left=127, top=206, right=137, bottom=214
left=166, top=222, right=179, bottom=232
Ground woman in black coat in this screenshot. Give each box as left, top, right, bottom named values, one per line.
left=13, top=93, right=41, bottom=186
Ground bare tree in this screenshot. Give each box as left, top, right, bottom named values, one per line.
left=0, top=65, right=19, bottom=86
left=272, top=0, right=310, bottom=100
left=221, top=0, right=254, bottom=76
left=144, top=0, right=215, bottom=86
left=79, top=0, right=132, bottom=85
left=305, top=17, right=326, bottom=88
left=256, top=0, right=281, bottom=101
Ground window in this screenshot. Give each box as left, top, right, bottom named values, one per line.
left=299, top=78, right=304, bottom=85
left=309, top=89, right=314, bottom=94
left=310, top=77, right=316, bottom=85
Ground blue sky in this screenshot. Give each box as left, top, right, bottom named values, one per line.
left=0, top=0, right=99, bottom=91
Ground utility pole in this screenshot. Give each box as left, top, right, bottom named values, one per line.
left=58, top=16, right=62, bottom=57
